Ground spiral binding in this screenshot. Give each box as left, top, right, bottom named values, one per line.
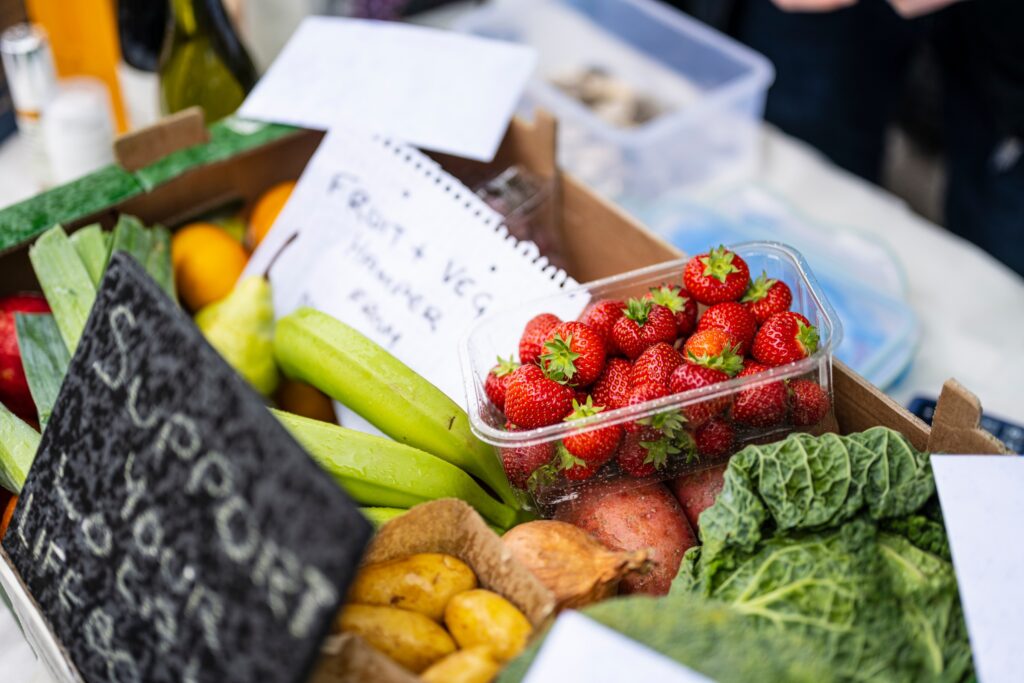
left=375, top=135, right=573, bottom=289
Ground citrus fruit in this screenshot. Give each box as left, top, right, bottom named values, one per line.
left=171, top=222, right=248, bottom=311
left=275, top=379, right=337, bottom=423
left=249, top=180, right=296, bottom=248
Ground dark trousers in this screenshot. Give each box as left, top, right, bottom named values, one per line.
left=727, top=0, right=1024, bottom=277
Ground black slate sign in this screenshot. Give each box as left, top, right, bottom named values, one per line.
left=3, top=254, right=372, bottom=683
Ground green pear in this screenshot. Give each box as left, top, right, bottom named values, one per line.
left=195, top=276, right=279, bottom=396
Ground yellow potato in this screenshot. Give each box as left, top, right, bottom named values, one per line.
left=421, top=646, right=501, bottom=683
left=337, top=604, right=455, bottom=673
left=444, top=589, right=533, bottom=661
left=349, top=553, right=477, bottom=621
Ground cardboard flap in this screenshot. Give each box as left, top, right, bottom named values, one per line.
left=928, top=379, right=1011, bottom=455
left=114, top=107, right=209, bottom=171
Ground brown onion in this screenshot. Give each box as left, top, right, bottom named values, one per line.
left=503, top=520, right=651, bottom=611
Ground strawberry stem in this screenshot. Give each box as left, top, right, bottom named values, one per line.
left=565, top=396, right=604, bottom=421
left=540, top=334, right=580, bottom=383
left=700, top=245, right=740, bottom=284
left=639, top=437, right=680, bottom=469
left=741, top=271, right=776, bottom=303
left=649, top=285, right=687, bottom=313
left=556, top=442, right=587, bottom=471
left=622, top=298, right=653, bottom=325
left=492, top=355, right=520, bottom=377
left=686, top=343, right=744, bottom=376
left=797, top=321, right=820, bottom=355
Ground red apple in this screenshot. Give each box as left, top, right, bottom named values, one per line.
left=0, top=293, right=51, bottom=422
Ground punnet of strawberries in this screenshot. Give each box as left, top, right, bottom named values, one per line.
left=483, top=245, right=832, bottom=501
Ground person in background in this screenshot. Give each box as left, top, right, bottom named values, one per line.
left=672, top=0, right=1024, bottom=277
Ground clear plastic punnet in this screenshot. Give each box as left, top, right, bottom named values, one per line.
left=460, top=242, right=842, bottom=510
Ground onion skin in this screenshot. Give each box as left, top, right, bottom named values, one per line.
left=503, top=520, right=650, bottom=611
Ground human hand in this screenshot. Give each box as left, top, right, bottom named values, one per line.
left=887, top=0, right=963, bottom=18
left=770, top=0, right=858, bottom=11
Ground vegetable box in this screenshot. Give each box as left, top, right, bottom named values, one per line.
left=0, top=110, right=1009, bottom=683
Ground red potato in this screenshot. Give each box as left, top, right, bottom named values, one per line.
left=670, top=464, right=727, bottom=532
left=554, top=481, right=696, bottom=595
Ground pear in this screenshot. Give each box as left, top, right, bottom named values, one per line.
left=195, top=276, right=279, bottom=396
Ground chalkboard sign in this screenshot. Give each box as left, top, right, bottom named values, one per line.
left=3, top=254, right=372, bottom=683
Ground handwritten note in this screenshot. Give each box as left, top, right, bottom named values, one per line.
left=3, top=254, right=372, bottom=683
left=245, top=128, right=573, bottom=404
left=238, top=17, right=537, bottom=162
left=524, top=611, right=714, bottom=683
left=931, top=455, right=1024, bottom=683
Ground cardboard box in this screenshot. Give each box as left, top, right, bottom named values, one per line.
left=0, top=110, right=1009, bottom=683
left=312, top=499, right=555, bottom=683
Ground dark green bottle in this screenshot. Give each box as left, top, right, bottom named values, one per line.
left=159, top=0, right=258, bottom=123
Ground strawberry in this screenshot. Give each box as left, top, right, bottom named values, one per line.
left=629, top=342, right=683, bottom=388
left=622, top=381, right=669, bottom=433
left=501, top=441, right=554, bottom=489
left=742, top=271, right=793, bottom=324
left=610, top=298, right=678, bottom=360
left=484, top=356, right=520, bottom=411
left=752, top=312, right=819, bottom=367
left=682, top=328, right=744, bottom=376
left=558, top=398, right=623, bottom=480
left=540, top=321, right=606, bottom=387
left=668, top=363, right=731, bottom=427
left=519, top=313, right=561, bottom=365
left=693, top=419, right=735, bottom=459
left=732, top=364, right=788, bottom=427
left=696, top=302, right=757, bottom=356
left=591, top=358, right=633, bottom=409
left=788, top=379, right=830, bottom=426
left=683, top=245, right=751, bottom=305
left=617, top=428, right=696, bottom=478
left=579, top=299, right=625, bottom=355
left=646, top=284, right=697, bottom=337
left=504, top=364, right=574, bottom=429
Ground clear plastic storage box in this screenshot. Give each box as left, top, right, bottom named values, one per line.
left=455, top=0, right=775, bottom=199
left=460, top=242, right=841, bottom=509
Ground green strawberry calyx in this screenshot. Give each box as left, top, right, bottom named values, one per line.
left=796, top=320, right=820, bottom=355
left=622, top=297, right=653, bottom=325
left=638, top=409, right=686, bottom=438
left=527, top=463, right=559, bottom=491
left=741, top=271, right=777, bottom=303
left=686, top=342, right=745, bottom=377
left=492, top=355, right=520, bottom=378
left=565, top=396, right=604, bottom=422
left=675, top=431, right=700, bottom=465
left=556, top=442, right=588, bottom=472
left=648, top=285, right=688, bottom=313
left=541, top=334, right=580, bottom=384
left=639, top=436, right=680, bottom=470
left=700, top=245, right=740, bottom=284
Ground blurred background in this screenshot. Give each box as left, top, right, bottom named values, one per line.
left=0, top=0, right=1021, bottom=427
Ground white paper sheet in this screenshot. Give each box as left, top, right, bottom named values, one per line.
left=931, top=455, right=1024, bottom=683
left=524, top=611, right=714, bottom=683
left=244, top=127, right=573, bottom=405
left=238, top=16, right=537, bottom=162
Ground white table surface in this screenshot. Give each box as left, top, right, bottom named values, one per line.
left=2, top=63, right=1023, bottom=683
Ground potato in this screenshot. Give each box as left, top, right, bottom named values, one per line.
left=554, top=481, right=696, bottom=595
left=337, top=604, right=455, bottom=673
left=670, top=463, right=727, bottom=531
left=349, top=552, right=477, bottom=621
left=421, top=646, right=501, bottom=683
left=444, top=589, right=532, bottom=661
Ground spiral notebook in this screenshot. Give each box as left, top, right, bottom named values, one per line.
left=245, top=128, right=577, bottom=405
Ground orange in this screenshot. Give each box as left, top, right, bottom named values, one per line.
left=249, top=180, right=296, bottom=248
left=171, top=222, right=249, bottom=311
left=275, top=379, right=337, bottom=424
